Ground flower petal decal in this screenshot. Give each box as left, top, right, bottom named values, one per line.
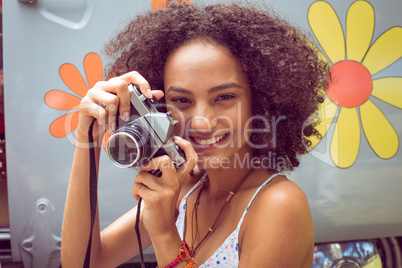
left=308, top=0, right=401, bottom=168
left=151, top=0, right=193, bottom=11
left=360, top=100, right=398, bottom=159
left=45, top=52, right=103, bottom=138
left=45, top=1, right=193, bottom=146
left=331, top=107, right=360, bottom=168
left=372, top=78, right=402, bottom=108
left=308, top=1, right=345, bottom=63
left=346, top=0, right=374, bottom=62
left=84, top=52, right=103, bottom=88
left=363, top=27, right=402, bottom=75
left=309, top=97, right=337, bottom=149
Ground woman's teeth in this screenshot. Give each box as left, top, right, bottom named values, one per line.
left=193, top=134, right=226, bottom=145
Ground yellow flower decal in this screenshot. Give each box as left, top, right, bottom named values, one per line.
left=45, top=53, right=103, bottom=138
left=308, top=1, right=401, bottom=168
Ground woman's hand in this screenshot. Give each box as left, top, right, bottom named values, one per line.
left=63, top=71, right=165, bottom=267
left=76, top=71, right=164, bottom=146
left=132, top=136, right=198, bottom=238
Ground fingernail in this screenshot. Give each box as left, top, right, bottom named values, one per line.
left=122, top=111, right=130, bottom=122
left=174, top=136, right=182, bottom=142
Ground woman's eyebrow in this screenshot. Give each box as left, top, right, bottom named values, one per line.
left=167, top=82, right=242, bottom=95
left=207, top=82, right=242, bottom=94
left=166, top=86, right=194, bottom=96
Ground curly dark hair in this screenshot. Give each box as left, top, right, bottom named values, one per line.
left=103, top=2, right=329, bottom=171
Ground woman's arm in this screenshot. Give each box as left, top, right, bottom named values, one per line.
left=131, top=137, right=198, bottom=267
left=62, top=139, right=154, bottom=267
left=61, top=72, right=159, bottom=267
left=61, top=71, right=196, bottom=267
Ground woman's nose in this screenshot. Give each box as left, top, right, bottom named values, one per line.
left=189, top=110, right=217, bottom=132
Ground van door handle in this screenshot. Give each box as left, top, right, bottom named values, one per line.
left=17, top=0, right=92, bottom=29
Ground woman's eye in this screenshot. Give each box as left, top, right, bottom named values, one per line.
left=171, top=97, right=191, bottom=104
left=216, top=94, right=236, bottom=101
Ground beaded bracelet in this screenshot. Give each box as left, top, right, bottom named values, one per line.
left=162, top=240, right=198, bottom=268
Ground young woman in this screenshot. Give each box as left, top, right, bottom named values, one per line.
left=62, top=2, right=328, bottom=267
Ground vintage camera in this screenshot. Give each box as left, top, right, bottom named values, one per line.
left=106, top=84, right=186, bottom=171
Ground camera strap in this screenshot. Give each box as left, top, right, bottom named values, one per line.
left=83, top=119, right=146, bottom=268
left=83, top=119, right=98, bottom=268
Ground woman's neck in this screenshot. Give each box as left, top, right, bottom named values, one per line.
left=202, top=146, right=261, bottom=198
left=204, top=167, right=252, bottom=196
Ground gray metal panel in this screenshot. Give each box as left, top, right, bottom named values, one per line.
left=272, top=0, right=402, bottom=243
left=2, top=0, right=402, bottom=264
left=3, top=0, right=150, bottom=262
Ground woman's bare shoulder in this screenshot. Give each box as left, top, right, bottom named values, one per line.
left=261, top=174, right=309, bottom=206
left=249, top=174, right=312, bottom=228
left=239, top=174, right=314, bottom=267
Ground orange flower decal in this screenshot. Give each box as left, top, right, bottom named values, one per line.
left=45, top=53, right=103, bottom=138
left=45, top=1, right=192, bottom=144
left=151, top=0, right=193, bottom=11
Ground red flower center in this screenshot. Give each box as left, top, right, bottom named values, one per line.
left=327, top=60, right=373, bottom=108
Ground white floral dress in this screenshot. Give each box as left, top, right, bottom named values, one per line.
left=176, top=173, right=280, bottom=267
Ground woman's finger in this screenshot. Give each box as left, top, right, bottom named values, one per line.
left=173, top=136, right=198, bottom=178
left=79, top=96, right=108, bottom=128
left=150, top=90, right=165, bottom=100
left=132, top=182, right=149, bottom=201
left=108, top=79, right=131, bottom=123
left=136, top=137, right=197, bottom=183
left=113, top=71, right=153, bottom=98
left=132, top=165, right=168, bottom=201
left=113, top=71, right=165, bottom=100
left=92, top=80, right=131, bottom=129
left=137, top=155, right=176, bottom=174
left=74, top=100, right=107, bottom=148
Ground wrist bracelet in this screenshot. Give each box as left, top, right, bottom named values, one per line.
left=161, top=240, right=198, bottom=268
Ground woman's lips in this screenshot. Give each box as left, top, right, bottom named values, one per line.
left=190, top=133, right=229, bottom=147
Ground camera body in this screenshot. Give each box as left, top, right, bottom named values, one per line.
left=106, top=84, right=186, bottom=169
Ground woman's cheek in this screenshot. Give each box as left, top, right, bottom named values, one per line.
left=166, top=106, right=185, bottom=135
left=173, top=122, right=185, bottom=136
left=171, top=114, right=187, bottom=137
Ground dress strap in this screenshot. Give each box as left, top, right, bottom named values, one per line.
left=236, top=172, right=281, bottom=229
left=176, top=173, right=208, bottom=239
left=182, top=173, right=208, bottom=201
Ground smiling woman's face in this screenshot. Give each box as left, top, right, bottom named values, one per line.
left=164, top=41, right=254, bottom=169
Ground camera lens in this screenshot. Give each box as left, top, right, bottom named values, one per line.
left=107, top=132, right=140, bottom=167
left=106, top=124, right=152, bottom=168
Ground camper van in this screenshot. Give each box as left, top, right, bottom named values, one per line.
left=1, top=0, right=401, bottom=267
